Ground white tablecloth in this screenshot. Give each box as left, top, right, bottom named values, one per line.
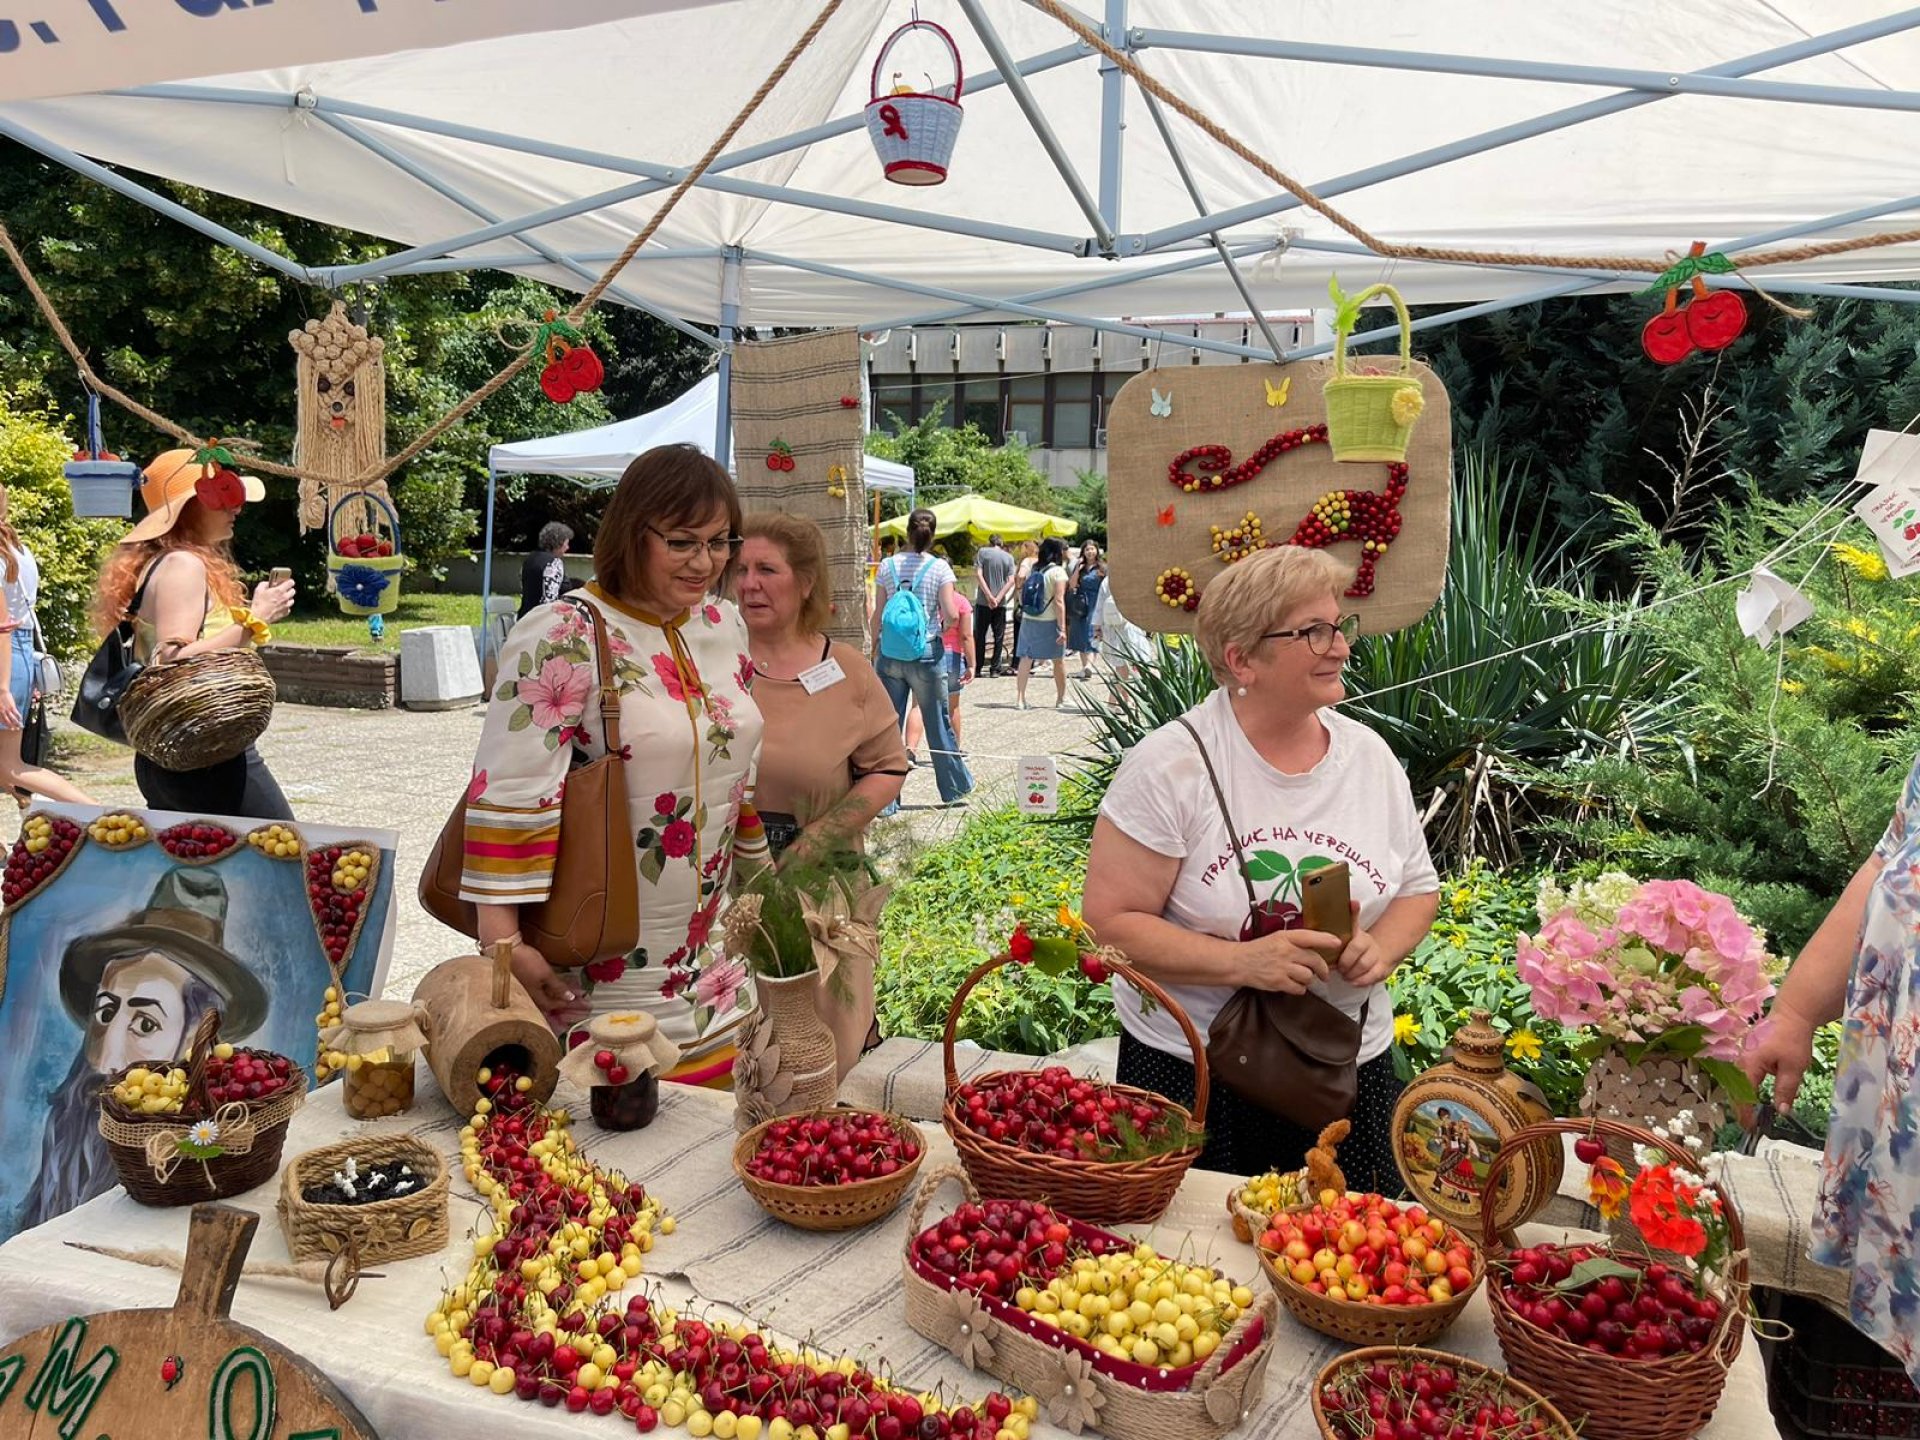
left=0, top=1068, right=1780, bottom=1439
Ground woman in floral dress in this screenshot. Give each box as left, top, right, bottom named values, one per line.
left=1746, top=753, right=1920, bottom=1384
left=459, top=445, right=766, bottom=1077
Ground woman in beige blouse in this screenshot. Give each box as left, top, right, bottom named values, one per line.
left=737, top=513, right=909, bottom=1075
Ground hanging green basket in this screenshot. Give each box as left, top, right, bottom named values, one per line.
left=326, top=491, right=405, bottom=617
left=1322, top=282, right=1427, bottom=463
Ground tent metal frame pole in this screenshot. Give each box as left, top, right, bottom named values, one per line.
left=1137, top=87, right=1286, bottom=360
left=716, top=249, right=742, bottom=465
left=1132, top=26, right=1920, bottom=115
left=955, top=0, right=1118, bottom=257
left=1124, top=7, right=1920, bottom=255
left=863, top=238, right=1269, bottom=330
left=314, top=111, right=721, bottom=351
left=744, top=247, right=1275, bottom=358
left=480, top=464, right=498, bottom=666
left=1096, top=0, right=1128, bottom=234
left=371, top=248, right=733, bottom=275
left=0, top=116, right=317, bottom=283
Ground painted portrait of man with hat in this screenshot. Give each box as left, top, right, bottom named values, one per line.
left=18, top=866, right=264, bottom=1231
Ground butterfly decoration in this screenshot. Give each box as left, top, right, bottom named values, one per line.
left=1149, top=388, right=1173, bottom=418
left=1157, top=503, right=1176, bottom=527
left=1264, top=376, right=1291, bottom=408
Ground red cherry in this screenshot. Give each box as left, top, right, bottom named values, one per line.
left=1641, top=305, right=1695, bottom=365
left=1574, top=1136, right=1606, bottom=1164
left=1685, top=290, right=1748, bottom=351
left=540, top=362, right=577, bottom=404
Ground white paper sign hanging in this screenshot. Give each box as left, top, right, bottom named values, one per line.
left=1735, top=565, right=1815, bottom=648
left=1850, top=430, right=1920, bottom=578
left=1017, top=756, right=1059, bottom=815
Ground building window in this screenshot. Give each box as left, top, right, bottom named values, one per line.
left=1008, top=375, right=1045, bottom=447
left=1097, top=370, right=1132, bottom=434
left=1051, top=373, right=1094, bottom=449
left=957, top=373, right=1003, bottom=440
left=872, top=383, right=915, bottom=433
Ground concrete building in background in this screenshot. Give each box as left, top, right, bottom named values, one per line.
left=864, top=316, right=1316, bottom=487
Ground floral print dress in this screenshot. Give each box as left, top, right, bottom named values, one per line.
left=460, top=586, right=766, bottom=1064
left=1814, top=750, right=1920, bottom=1383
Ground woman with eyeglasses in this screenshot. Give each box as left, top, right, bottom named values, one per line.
left=459, top=444, right=768, bottom=1082
left=1079, top=547, right=1439, bottom=1189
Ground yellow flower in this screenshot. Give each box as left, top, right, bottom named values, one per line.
left=1392, top=1015, right=1421, bottom=1047
left=1057, top=905, right=1085, bottom=934
left=1450, top=933, right=1466, bottom=949
left=1505, top=1028, right=1544, bottom=1063
left=1830, top=541, right=1889, bottom=582
left=1587, top=1155, right=1630, bottom=1220
left=1779, top=679, right=1806, bottom=694
left=1390, top=385, right=1425, bottom=427
left=1010, top=892, right=1027, bottom=906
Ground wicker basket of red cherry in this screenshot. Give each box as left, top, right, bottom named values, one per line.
left=1482, top=1117, right=1748, bottom=1440
left=1312, top=1347, right=1577, bottom=1440
left=902, top=1168, right=1277, bottom=1440
left=943, top=938, right=1205, bottom=1224
left=732, top=1107, right=925, bottom=1231
left=97, top=1010, right=306, bottom=1207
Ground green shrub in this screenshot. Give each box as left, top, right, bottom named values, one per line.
left=0, top=391, right=120, bottom=659
left=876, top=806, right=1111, bottom=1054
left=1385, top=863, right=1590, bottom=1116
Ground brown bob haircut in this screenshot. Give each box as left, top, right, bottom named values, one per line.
left=594, top=443, right=743, bottom=603
left=742, top=511, right=833, bottom=633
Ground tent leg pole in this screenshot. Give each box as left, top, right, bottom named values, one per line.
left=716, top=247, right=742, bottom=466
left=481, top=465, right=498, bottom=664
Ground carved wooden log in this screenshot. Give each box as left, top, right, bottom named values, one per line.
left=410, top=942, right=559, bottom=1116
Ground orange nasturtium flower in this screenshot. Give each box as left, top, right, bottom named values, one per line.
left=1587, top=1156, right=1630, bottom=1221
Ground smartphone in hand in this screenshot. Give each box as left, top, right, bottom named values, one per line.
left=269, top=567, right=293, bottom=586
left=1301, top=861, right=1353, bottom=942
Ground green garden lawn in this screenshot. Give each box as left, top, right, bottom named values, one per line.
left=268, top=592, right=484, bottom=650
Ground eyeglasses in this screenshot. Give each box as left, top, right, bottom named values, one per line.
left=1261, top=613, right=1361, bottom=655
left=646, top=525, right=742, bottom=562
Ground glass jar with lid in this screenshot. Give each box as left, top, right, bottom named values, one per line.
left=323, top=999, right=430, bottom=1120
left=559, top=1012, right=682, bottom=1132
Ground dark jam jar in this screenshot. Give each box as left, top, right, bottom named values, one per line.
left=590, top=1071, right=660, bottom=1131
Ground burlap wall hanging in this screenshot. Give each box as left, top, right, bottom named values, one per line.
left=729, top=329, right=871, bottom=650
left=289, top=302, right=392, bottom=532
left=1106, top=351, right=1451, bottom=636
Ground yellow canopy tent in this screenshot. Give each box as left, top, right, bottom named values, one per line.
left=873, top=494, right=1078, bottom=544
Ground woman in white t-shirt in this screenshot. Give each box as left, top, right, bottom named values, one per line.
left=1081, top=547, right=1439, bottom=1187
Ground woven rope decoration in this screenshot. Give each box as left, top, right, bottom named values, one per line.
left=290, top=303, right=391, bottom=532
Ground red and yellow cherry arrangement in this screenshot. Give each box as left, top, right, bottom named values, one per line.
left=950, top=1067, right=1191, bottom=1161
left=1259, top=1191, right=1480, bottom=1308
left=1492, top=1243, right=1724, bottom=1362
left=107, top=1041, right=295, bottom=1114
left=1315, top=1350, right=1573, bottom=1440
left=743, top=1111, right=922, bottom=1187
left=440, top=1067, right=1022, bottom=1438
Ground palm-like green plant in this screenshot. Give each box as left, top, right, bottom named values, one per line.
left=1064, top=634, right=1216, bottom=821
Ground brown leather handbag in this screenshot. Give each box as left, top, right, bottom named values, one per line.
left=1177, top=718, right=1366, bottom=1130
left=418, top=598, right=639, bottom=968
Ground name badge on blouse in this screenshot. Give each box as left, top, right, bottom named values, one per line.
left=798, top=656, right=847, bottom=694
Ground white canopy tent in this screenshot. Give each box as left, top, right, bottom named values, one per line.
left=9, top=0, right=1920, bottom=360
left=488, top=374, right=915, bottom=493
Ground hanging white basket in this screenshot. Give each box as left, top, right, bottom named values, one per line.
left=863, top=20, right=965, bottom=186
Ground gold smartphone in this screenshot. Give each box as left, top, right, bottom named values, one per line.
left=1301, top=862, right=1353, bottom=941
left=269, top=567, right=293, bottom=585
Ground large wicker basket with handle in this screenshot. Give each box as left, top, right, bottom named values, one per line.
left=942, top=950, right=1206, bottom=1224
left=98, top=1011, right=305, bottom=1208
left=1311, top=1347, right=1577, bottom=1440
left=902, top=1168, right=1277, bottom=1440
left=1481, top=1116, right=1748, bottom=1440
left=119, top=647, right=276, bottom=770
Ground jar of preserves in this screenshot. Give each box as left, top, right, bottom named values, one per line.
left=559, top=1012, right=682, bottom=1132
left=324, top=999, right=431, bottom=1121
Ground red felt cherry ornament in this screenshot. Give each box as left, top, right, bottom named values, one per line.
left=1685, top=288, right=1748, bottom=351
left=561, top=344, right=605, bottom=394
left=1641, top=289, right=1695, bottom=366
left=540, top=362, right=577, bottom=405
left=194, top=465, right=247, bottom=511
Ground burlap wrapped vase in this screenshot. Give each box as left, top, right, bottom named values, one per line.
left=734, top=973, right=839, bottom=1132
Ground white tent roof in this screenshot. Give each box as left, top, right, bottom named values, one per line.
left=490, top=374, right=915, bottom=492
left=12, top=2, right=1920, bottom=340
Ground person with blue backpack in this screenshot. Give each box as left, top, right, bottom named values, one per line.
left=871, top=507, right=974, bottom=808
left=1013, top=536, right=1071, bottom=711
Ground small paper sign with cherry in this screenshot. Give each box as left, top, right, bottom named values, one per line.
left=1851, top=428, right=1920, bottom=578
left=1016, top=755, right=1058, bottom=815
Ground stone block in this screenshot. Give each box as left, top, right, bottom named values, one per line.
left=400, top=625, right=483, bottom=711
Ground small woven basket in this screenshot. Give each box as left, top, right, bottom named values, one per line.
left=863, top=20, right=965, bottom=186
left=279, top=1133, right=449, bottom=1265
left=98, top=1012, right=305, bottom=1208
left=118, top=648, right=276, bottom=770
left=1310, top=1347, right=1578, bottom=1440
left=733, top=1108, right=926, bottom=1232
left=1481, top=1117, right=1748, bottom=1440
left=902, top=1169, right=1278, bottom=1440
left=942, top=951, right=1206, bottom=1225
left=1226, top=1172, right=1307, bottom=1245
left=326, top=490, right=404, bottom=616
left=1323, top=283, right=1426, bottom=463
left=1257, top=1211, right=1483, bottom=1347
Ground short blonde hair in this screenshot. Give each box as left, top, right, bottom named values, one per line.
left=742, top=511, right=832, bottom=633
left=1194, top=547, right=1355, bottom=683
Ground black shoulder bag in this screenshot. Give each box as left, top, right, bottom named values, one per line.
left=1177, top=717, right=1367, bottom=1130
left=71, top=568, right=155, bottom=744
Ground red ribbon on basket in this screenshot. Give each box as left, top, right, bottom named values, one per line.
left=877, top=103, right=908, bottom=140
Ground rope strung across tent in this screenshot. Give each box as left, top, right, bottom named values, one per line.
left=0, top=0, right=846, bottom=489
left=1027, top=0, right=1920, bottom=278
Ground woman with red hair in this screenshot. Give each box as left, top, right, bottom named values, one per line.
left=91, top=450, right=295, bottom=818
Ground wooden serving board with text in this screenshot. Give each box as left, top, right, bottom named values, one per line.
left=0, top=1206, right=375, bottom=1440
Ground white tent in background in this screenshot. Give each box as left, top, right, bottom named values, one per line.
left=488, top=374, right=915, bottom=493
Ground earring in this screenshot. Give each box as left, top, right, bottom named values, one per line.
left=1235, top=685, right=1249, bottom=698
